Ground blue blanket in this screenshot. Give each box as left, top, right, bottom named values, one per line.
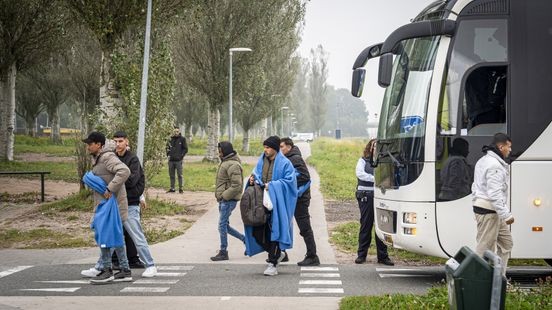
left=83, top=171, right=124, bottom=248
left=244, top=152, right=298, bottom=256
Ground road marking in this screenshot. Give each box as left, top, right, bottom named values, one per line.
left=378, top=274, right=433, bottom=278
left=300, top=273, right=340, bottom=278
left=299, top=280, right=342, bottom=285
left=133, top=279, right=180, bottom=284
left=20, top=287, right=80, bottom=292
left=121, top=287, right=170, bottom=293
left=155, top=272, right=187, bottom=277
left=0, top=266, right=33, bottom=279
left=35, top=280, right=90, bottom=284
left=298, top=288, right=344, bottom=294
left=300, top=267, right=339, bottom=272
left=221, top=297, right=232, bottom=301
left=157, top=266, right=194, bottom=271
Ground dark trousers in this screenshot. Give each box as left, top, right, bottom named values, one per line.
left=357, top=191, right=389, bottom=260
left=295, top=196, right=317, bottom=257
left=168, top=160, right=183, bottom=190
left=112, top=227, right=140, bottom=264
left=252, top=217, right=281, bottom=265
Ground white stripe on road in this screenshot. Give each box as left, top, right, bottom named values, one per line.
left=121, top=287, right=170, bottom=293
left=155, top=272, right=187, bottom=277
left=298, top=288, right=344, bottom=294
left=133, top=279, right=180, bottom=284
left=300, top=267, right=339, bottom=272
left=20, top=287, right=80, bottom=293
left=299, top=280, right=342, bottom=285
left=378, top=274, right=433, bottom=278
left=0, top=266, right=33, bottom=279
left=300, top=273, right=340, bottom=278
left=35, top=280, right=90, bottom=284
left=157, top=266, right=194, bottom=271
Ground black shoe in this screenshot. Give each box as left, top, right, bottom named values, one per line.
left=210, top=250, right=229, bottom=261
left=266, top=251, right=288, bottom=263
left=355, top=257, right=366, bottom=264
left=90, top=268, right=114, bottom=284
left=378, top=257, right=395, bottom=266
left=129, top=260, right=145, bottom=269
left=167, top=189, right=175, bottom=193
left=114, top=268, right=133, bottom=282
left=297, top=255, right=320, bottom=266
left=179, top=189, right=184, bottom=193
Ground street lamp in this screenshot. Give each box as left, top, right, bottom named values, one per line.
left=280, top=106, right=289, bottom=136
left=228, top=47, right=252, bottom=142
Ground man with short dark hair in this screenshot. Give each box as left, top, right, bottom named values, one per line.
left=244, top=136, right=298, bottom=276
left=279, top=137, right=319, bottom=266
left=472, top=132, right=514, bottom=276
left=166, top=127, right=188, bottom=193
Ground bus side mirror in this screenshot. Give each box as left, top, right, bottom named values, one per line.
left=351, top=68, right=366, bottom=98
left=378, top=53, right=393, bottom=87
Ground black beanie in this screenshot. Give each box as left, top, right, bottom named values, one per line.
left=263, top=136, right=281, bottom=152
left=217, top=141, right=235, bottom=157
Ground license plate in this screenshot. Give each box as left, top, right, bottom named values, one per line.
left=383, top=233, right=393, bottom=246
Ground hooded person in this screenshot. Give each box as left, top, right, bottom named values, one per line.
left=211, top=141, right=245, bottom=261
left=244, top=136, right=298, bottom=276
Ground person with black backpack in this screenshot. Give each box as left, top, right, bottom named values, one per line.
left=80, top=131, right=158, bottom=279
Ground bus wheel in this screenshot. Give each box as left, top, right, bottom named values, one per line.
left=545, top=259, right=552, bottom=267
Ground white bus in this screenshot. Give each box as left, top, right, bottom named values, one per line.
left=351, top=0, right=552, bottom=265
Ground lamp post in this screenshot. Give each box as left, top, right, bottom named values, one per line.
left=280, top=106, right=289, bottom=136
left=136, top=0, right=153, bottom=164
left=228, top=47, right=252, bottom=142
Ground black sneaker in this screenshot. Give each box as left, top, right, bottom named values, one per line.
left=378, top=257, right=395, bottom=266
left=297, top=255, right=320, bottom=266
left=167, top=189, right=175, bottom=193
left=355, top=257, right=366, bottom=264
left=266, top=251, right=288, bottom=263
left=90, top=269, right=114, bottom=285
left=114, top=268, right=133, bottom=282
left=179, top=188, right=184, bottom=193
left=129, top=260, right=145, bottom=269
left=210, top=250, right=229, bottom=261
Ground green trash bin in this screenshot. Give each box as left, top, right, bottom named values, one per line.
left=445, top=246, right=506, bottom=310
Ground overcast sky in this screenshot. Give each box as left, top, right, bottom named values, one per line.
left=297, top=0, right=435, bottom=117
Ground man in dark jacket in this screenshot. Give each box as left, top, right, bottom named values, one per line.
left=166, top=127, right=188, bottom=193
left=280, top=137, right=320, bottom=266
left=211, top=141, right=245, bottom=261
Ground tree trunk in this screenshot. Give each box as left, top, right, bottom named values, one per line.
left=0, top=77, right=6, bottom=160
left=205, top=106, right=220, bottom=162
left=185, top=122, right=193, bottom=143
left=99, top=49, right=122, bottom=128
left=50, top=107, right=61, bottom=144
left=1, top=64, right=17, bottom=161
left=242, top=129, right=250, bottom=153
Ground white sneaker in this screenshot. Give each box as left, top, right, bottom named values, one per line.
left=81, top=267, right=101, bottom=278
left=142, top=266, right=157, bottom=278
left=263, top=263, right=278, bottom=276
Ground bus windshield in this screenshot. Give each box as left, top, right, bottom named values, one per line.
left=375, top=35, right=440, bottom=189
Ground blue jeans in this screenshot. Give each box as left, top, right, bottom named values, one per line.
left=99, top=247, right=129, bottom=270
left=96, top=205, right=155, bottom=269
left=218, top=200, right=245, bottom=251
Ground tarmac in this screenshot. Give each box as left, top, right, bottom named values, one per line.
left=0, top=142, right=341, bottom=309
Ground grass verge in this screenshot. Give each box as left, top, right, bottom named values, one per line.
left=340, top=281, right=552, bottom=309
left=14, top=135, right=77, bottom=156
left=0, top=228, right=91, bottom=249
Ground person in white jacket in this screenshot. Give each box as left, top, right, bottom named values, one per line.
left=472, top=133, right=514, bottom=276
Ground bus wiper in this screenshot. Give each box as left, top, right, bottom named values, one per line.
left=386, top=150, right=404, bottom=168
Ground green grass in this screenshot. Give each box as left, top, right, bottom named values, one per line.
left=142, top=199, right=187, bottom=219
left=308, top=137, right=368, bottom=201
left=187, top=137, right=265, bottom=156
left=340, top=281, right=552, bottom=309
left=0, top=160, right=79, bottom=182
left=0, top=228, right=92, bottom=249
left=14, top=135, right=77, bottom=156
left=148, top=161, right=254, bottom=192
left=0, top=192, right=40, bottom=204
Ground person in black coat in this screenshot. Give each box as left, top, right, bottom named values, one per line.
left=166, top=127, right=188, bottom=193
left=279, top=137, right=320, bottom=266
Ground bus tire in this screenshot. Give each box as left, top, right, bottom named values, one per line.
left=545, top=259, right=552, bottom=267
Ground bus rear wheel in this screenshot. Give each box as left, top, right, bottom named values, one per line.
left=545, top=259, right=552, bottom=267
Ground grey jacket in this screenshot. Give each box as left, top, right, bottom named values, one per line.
left=91, top=140, right=130, bottom=221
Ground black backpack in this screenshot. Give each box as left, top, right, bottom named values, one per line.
left=240, top=183, right=267, bottom=226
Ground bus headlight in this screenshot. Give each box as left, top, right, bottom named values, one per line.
left=403, top=212, right=417, bottom=224
left=404, top=227, right=417, bottom=235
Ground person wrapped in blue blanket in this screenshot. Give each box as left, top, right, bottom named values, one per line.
left=244, top=136, right=298, bottom=276
left=82, top=131, right=131, bottom=284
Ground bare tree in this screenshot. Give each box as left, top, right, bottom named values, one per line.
left=16, top=76, right=44, bottom=137
left=308, top=45, right=329, bottom=136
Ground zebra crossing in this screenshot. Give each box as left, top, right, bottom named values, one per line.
left=298, top=266, right=344, bottom=294
left=13, top=265, right=194, bottom=294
